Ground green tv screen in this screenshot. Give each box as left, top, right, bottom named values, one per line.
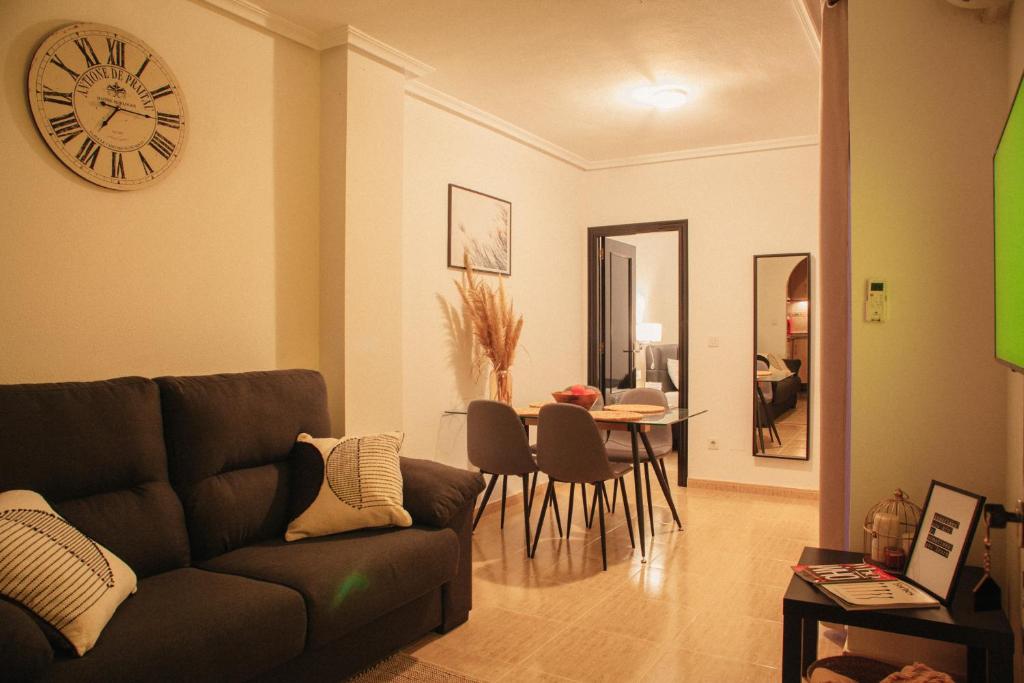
left=996, top=72, right=1024, bottom=372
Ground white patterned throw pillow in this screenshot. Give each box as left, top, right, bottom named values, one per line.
left=0, top=490, right=137, bottom=656
left=285, top=432, right=412, bottom=541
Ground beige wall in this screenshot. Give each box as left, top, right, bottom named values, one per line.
left=584, top=146, right=821, bottom=491
left=848, top=0, right=1007, bottom=576
left=401, top=95, right=586, bottom=469
left=615, top=232, right=679, bottom=347
left=756, top=255, right=806, bottom=360
left=0, top=0, right=320, bottom=383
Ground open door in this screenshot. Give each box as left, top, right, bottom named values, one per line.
left=599, top=238, right=637, bottom=402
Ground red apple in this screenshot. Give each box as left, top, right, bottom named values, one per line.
left=570, top=384, right=586, bottom=395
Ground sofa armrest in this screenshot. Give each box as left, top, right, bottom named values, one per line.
left=401, top=457, right=484, bottom=528
left=0, top=599, right=53, bottom=682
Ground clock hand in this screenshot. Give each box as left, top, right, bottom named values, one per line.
left=113, top=108, right=155, bottom=120
left=98, top=104, right=121, bottom=129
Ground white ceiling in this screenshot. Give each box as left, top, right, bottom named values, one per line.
left=245, top=0, right=821, bottom=163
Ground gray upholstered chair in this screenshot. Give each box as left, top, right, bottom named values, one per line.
left=467, top=400, right=541, bottom=551
left=605, top=387, right=671, bottom=532
left=531, top=403, right=635, bottom=570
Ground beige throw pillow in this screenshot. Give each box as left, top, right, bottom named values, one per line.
left=285, top=432, right=412, bottom=541
left=0, top=490, right=137, bottom=656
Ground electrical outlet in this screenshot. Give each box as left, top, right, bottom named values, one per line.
left=708, top=438, right=719, bottom=450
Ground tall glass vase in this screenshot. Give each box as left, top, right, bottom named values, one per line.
left=488, top=368, right=513, bottom=404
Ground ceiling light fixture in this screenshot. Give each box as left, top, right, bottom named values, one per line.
left=632, top=85, right=689, bottom=109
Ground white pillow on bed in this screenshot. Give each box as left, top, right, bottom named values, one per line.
left=667, top=358, right=680, bottom=390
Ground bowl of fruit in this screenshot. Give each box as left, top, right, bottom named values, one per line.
left=551, top=384, right=600, bottom=410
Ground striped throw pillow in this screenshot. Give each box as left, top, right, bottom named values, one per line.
left=285, top=432, right=412, bottom=541
left=0, top=490, right=137, bottom=655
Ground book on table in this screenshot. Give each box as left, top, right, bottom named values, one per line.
left=792, top=563, right=940, bottom=611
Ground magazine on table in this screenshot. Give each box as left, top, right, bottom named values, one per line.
left=792, top=562, right=939, bottom=610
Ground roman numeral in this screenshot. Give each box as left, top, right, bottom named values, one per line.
left=50, top=55, right=80, bottom=80
left=156, top=112, right=181, bottom=129
left=135, top=55, right=151, bottom=78
left=106, top=38, right=125, bottom=67
left=110, top=151, right=125, bottom=179
left=75, top=137, right=100, bottom=169
left=148, top=131, right=175, bottom=159
left=138, top=151, right=154, bottom=175
left=74, top=37, right=100, bottom=68
left=151, top=84, right=174, bottom=100
left=48, top=112, right=82, bottom=143
left=41, top=86, right=73, bottom=106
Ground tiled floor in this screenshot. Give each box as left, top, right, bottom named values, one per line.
left=407, top=455, right=829, bottom=682
left=760, top=394, right=808, bottom=458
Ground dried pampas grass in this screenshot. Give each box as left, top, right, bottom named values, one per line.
left=454, top=253, right=523, bottom=402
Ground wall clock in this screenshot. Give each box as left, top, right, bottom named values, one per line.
left=28, top=23, right=188, bottom=190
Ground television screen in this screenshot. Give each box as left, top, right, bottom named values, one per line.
left=995, top=71, right=1024, bottom=372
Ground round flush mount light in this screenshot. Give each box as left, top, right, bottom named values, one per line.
left=632, top=85, right=689, bottom=109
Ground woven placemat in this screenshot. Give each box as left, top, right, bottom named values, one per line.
left=606, top=404, right=665, bottom=414
left=345, top=652, right=481, bottom=682
left=528, top=401, right=554, bottom=408
left=589, top=409, right=643, bottom=422
left=516, top=406, right=541, bottom=417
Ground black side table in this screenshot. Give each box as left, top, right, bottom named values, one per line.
left=783, top=547, right=1013, bottom=683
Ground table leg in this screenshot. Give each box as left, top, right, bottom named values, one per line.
left=986, top=646, right=1012, bottom=683
left=754, top=391, right=766, bottom=452
left=801, top=616, right=818, bottom=677
left=640, top=431, right=682, bottom=530
left=966, top=646, right=985, bottom=683
left=630, top=426, right=647, bottom=562
left=782, top=612, right=802, bottom=683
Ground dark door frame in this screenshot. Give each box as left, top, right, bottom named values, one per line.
left=587, top=219, right=689, bottom=486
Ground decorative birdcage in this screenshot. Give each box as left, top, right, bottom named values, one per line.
left=862, top=489, right=922, bottom=573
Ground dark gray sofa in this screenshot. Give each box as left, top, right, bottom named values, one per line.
left=0, top=369, right=484, bottom=683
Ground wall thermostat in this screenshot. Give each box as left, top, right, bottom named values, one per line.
left=865, top=279, right=888, bottom=322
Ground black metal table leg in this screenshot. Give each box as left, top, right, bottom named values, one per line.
left=801, top=616, right=818, bottom=677
left=640, top=431, right=682, bottom=530
left=782, top=612, right=802, bottom=683
left=630, top=425, right=647, bottom=562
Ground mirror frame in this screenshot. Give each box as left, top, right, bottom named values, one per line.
left=753, top=253, right=811, bottom=461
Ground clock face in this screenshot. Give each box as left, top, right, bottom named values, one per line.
left=28, top=23, right=188, bottom=190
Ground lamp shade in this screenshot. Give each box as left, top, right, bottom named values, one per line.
left=636, top=322, right=663, bottom=343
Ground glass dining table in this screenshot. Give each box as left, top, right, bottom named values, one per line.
left=445, top=403, right=707, bottom=563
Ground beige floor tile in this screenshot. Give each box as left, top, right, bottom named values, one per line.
left=674, top=612, right=784, bottom=668
left=529, top=625, right=661, bottom=683
left=642, top=649, right=780, bottom=683
left=575, top=591, right=701, bottom=643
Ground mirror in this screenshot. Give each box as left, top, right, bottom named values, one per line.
left=753, top=254, right=810, bottom=460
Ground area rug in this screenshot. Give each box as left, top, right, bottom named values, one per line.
left=346, top=652, right=481, bottom=683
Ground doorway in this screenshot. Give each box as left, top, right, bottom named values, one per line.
left=587, top=220, right=689, bottom=485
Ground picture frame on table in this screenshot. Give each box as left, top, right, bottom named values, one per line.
left=904, top=480, right=986, bottom=605
left=447, top=184, right=511, bottom=276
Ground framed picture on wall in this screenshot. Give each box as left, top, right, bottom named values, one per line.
left=448, top=184, right=511, bottom=275
left=904, top=480, right=985, bottom=605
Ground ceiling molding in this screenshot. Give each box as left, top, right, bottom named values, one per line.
left=790, top=0, right=822, bottom=63
left=197, top=0, right=320, bottom=49
left=405, top=81, right=590, bottom=169
left=585, top=136, right=820, bottom=171
left=321, top=26, right=434, bottom=78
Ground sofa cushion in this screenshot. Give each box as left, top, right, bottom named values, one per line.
left=156, top=370, right=331, bottom=561
left=200, top=526, right=460, bottom=649
left=0, top=377, right=189, bottom=577
left=0, top=599, right=53, bottom=683
left=44, top=568, right=307, bottom=683
left=400, top=457, right=485, bottom=528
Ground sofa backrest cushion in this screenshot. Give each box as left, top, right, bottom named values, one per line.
left=156, top=370, right=331, bottom=561
left=0, top=377, right=190, bottom=578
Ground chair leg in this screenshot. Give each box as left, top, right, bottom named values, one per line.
left=549, top=479, right=564, bottom=537
left=529, top=471, right=538, bottom=508
left=566, top=482, right=576, bottom=538
left=604, top=486, right=612, bottom=513
left=581, top=483, right=592, bottom=528
left=530, top=484, right=553, bottom=559
left=588, top=483, right=598, bottom=528
left=644, top=463, right=655, bottom=537
left=472, top=473, right=498, bottom=532
left=618, top=477, right=635, bottom=549
left=597, top=482, right=608, bottom=571
left=521, top=474, right=532, bottom=552
left=500, top=475, right=508, bottom=529
left=611, top=480, right=618, bottom=513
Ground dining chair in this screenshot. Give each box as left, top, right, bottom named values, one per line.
left=605, top=387, right=672, bottom=533
left=557, top=384, right=604, bottom=532
left=531, top=403, right=635, bottom=570
left=467, top=400, right=561, bottom=552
